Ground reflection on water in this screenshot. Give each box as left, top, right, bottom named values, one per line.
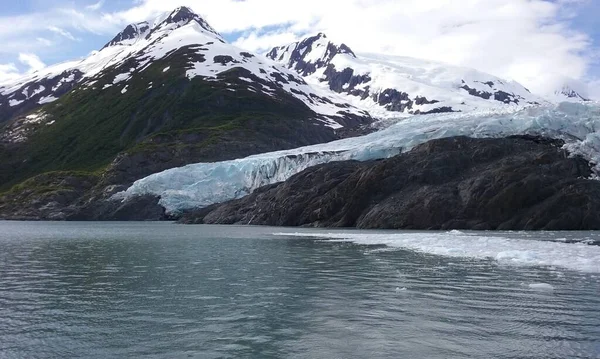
left=0, top=222, right=599, bottom=358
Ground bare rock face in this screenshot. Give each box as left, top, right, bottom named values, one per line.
left=181, top=136, right=600, bottom=230
left=0, top=172, right=99, bottom=220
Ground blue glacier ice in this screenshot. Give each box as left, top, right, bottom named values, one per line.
left=117, top=102, right=600, bottom=213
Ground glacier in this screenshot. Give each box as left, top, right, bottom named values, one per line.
left=118, top=102, right=600, bottom=213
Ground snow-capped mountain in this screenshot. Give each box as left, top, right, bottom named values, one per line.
left=267, top=33, right=544, bottom=117
left=552, top=85, right=590, bottom=102
left=0, top=7, right=369, bottom=128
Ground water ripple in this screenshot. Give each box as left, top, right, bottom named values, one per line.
left=0, top=222, right=599, bottom=358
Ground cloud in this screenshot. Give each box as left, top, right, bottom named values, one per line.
left=47, top=26, right=78, bottom=41
left=232, top=30, right=299, bottom=54
left=36, top=37, right=54, bottom=47
left=0, top=63, right=20, bottom=83
left=0, top=53, right=47, bottom=83
left=588, top=78, right=600, bottom=100
left=0, top=6, right=119, bottom=56
left=86, top=0, right=104, bottom=11
left=104, top=0, right=598, bottom=96
left=18, top=53, right=46, bottom=72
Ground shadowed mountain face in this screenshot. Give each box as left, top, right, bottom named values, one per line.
left=180, top=136, right=600, bottom=231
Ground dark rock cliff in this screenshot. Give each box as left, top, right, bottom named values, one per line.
left=181, top=136, right=600, bottom=230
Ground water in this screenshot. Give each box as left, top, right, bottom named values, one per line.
left=1, top=222, right=599, bottom=359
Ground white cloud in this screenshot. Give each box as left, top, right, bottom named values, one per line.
left=36, top=37, right=54, bottom=47
left=233, top=31, right=298, bottom=54
left=0, top=63, right=20, bottom=83
left=18, top=53, right=46, bottom=72
left=0, top=6, right=119, bottom=55
left=104, top=0, right=597, bottom=96
left=589, top=78, right=600, bottom=100
left=86, top=0, right=104, bottom=11
left=47, top=26, right=78, bottom=41
left=0, top=53, right=47, bottom=83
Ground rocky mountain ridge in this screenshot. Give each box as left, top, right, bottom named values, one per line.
left=0, top=7, right=369, bottom=131
left=267, top=33, right=545, bottom=116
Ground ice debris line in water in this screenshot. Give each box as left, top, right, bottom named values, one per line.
left=273, top=231, right=600, bottom=273
left=117, top=102, right=600, bottom=214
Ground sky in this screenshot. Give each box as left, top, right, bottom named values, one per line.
left=0, top=0, right=598, bottom=98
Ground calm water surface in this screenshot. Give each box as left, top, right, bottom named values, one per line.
left=0, top=222, right=599, bottom=358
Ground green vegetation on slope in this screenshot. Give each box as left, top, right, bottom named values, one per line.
left=0, top=46, right=316, bottom=189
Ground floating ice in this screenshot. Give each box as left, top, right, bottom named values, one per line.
left=274, top=231, right=600, bottom=273
left=118, top=102, right=600, bottom=213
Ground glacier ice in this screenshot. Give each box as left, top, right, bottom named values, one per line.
left=118, top=102, right=600, bottom=213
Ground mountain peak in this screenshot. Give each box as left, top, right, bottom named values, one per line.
left=266, top=33, right=356, bottom=76
left=555, top=85, right=590, bottom=102
left=166, top=6, right=197, bottom=24
left=102, top=22, right=150, bottom=49
left=149, top=6, right=222, bottom=41
left=103, top=7, right=224, bottom=50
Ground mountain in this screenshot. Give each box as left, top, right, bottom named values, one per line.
left=553, top=84, right=590, bottom=102
left=267, top=33, right=543, bottom=117
left=0, top=9, right=369, bottom=129
left=0, top=7, right=373, bottom=194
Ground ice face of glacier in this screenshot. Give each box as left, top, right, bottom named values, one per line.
left=117, top=102, right=600, bottom=213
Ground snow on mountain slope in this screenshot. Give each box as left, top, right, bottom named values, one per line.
left=551, top=84, right=591, bottom=103
left=267, top=33, right=544, bottom=118
left=118, top=102, right=600, bottom=213
left=0, top=7, right=370, bottom=127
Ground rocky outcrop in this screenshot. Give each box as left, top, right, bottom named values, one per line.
left=0, top=172, right=99, bottom=220
left=0, top=69, right=83, bottom=124
left=180, top=136, right=600, bottom=230
left=0, top=170, right=170, bottom=221
left=266, top=33, right=355, bottom=77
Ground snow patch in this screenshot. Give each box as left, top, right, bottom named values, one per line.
left=31, top=85, right=45, bottom=96
left=24, top=112, right=47, bottom=124
left=113, top=72, right=131, bottom=84
left=38, top=96, right=58, bottom=104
